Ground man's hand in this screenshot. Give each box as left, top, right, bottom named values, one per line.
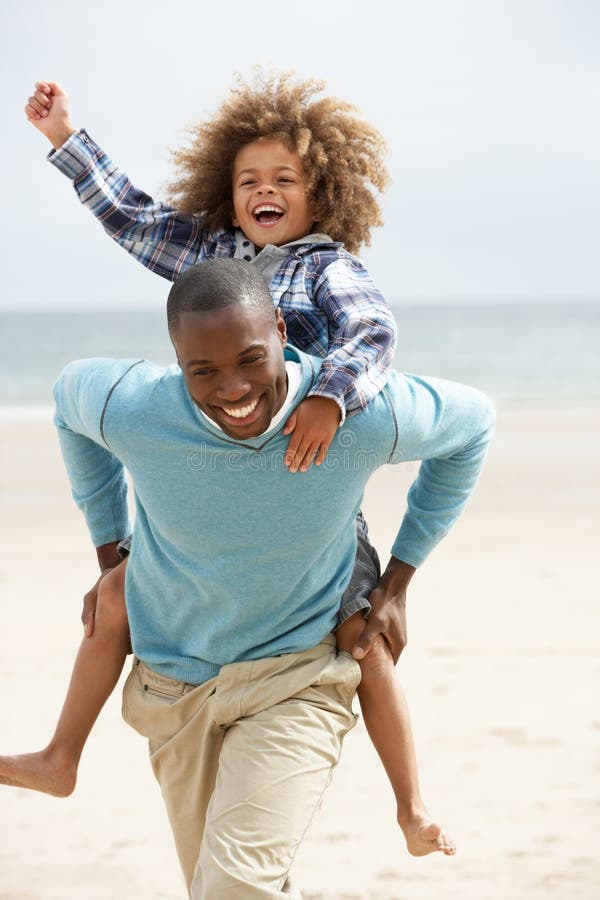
left=283, top=396, right=341, bottom=473
left=81, top=559, right=128, bottom=637
left=352, top=558, right=416, bottom=664
left=81, top=570, right=106, bottom=637
left=82, top=542, right=126, bottom=637
left=24, top=80, right=75, bottom=149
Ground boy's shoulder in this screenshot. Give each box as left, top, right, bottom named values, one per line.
left=284, top=239, right=369, bottom=279
left=290, top=239, right=354, bottom=262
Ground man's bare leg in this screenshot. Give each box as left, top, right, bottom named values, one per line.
left=0, top=561, right=129, bottom=797
left=337, top=612, right=456, bottom=857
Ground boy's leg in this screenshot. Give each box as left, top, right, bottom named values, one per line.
left=337, top=612, right=456, bottom=857
left=122, top=639, right=360, bottom=898
left=0, top=560, right=130, bottom=797
left=338, top=510, right=381, bottom=622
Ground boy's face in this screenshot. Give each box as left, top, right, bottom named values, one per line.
left=232, top=140, right=316, bottom=249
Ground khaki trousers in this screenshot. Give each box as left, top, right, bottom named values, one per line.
left=122, top=635, right=360, bottom=899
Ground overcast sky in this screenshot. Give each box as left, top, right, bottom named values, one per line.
left=1, top=0, right=598, bottom=309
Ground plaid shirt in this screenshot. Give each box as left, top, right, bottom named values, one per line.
left=49, top=130, right=397, bottom=419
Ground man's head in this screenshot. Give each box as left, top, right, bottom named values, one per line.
left=167, top=260, right=288, bottom=440
left=167, top=70, right=389, bottom=254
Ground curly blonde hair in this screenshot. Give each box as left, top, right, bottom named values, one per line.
left=168, top=71, right=389, bottom=254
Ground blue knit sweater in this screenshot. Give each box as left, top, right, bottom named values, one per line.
left=54, top=347, right=494, bottom=684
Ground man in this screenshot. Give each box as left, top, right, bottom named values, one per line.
left=53, top=259, right=494, bottom=897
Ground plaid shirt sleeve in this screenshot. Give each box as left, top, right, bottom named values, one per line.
left=305, top=253, right=397, bottom=422
left=48, top=130, right=232, bottom=281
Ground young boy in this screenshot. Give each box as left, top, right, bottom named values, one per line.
left=0, top=74, right=455, bottom=857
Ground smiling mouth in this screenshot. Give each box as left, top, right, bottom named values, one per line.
left=218, top=396, right=261, bottom=422
left=253, top=204, right=284, bottom=226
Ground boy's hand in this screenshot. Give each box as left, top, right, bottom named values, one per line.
left=283, top=396, right=340, bottom=473
left=25, top=80, right=75, bottom=149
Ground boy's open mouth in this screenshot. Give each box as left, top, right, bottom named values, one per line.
left=253, top=204, right=284, bottom=226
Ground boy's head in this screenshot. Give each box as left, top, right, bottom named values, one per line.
left=230, top=138, right=315, bottom=249
left=169, top=72, right=389, bottom=254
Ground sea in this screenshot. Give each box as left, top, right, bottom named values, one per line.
left=1, top=298, right=599, bottom=416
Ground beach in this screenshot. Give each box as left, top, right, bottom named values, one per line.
left=0, top=406, right=599, bottom=900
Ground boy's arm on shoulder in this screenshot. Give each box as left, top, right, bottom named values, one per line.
left=48, top=131, right=219, bottom=281
left=307, top=252, right=397, bottom=422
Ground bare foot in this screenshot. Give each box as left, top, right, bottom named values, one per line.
left=0, top=748, right=77, bottom=797
left=399, top=808, right=456, bottom=857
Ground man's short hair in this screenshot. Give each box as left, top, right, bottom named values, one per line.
left=167, top=259, right=275, bottom=334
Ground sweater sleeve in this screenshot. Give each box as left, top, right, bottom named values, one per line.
left=47, top=130, right=218, bottom=281
left=306, top=254, right=397, bottom=423
left=384, top=374, right=495, bottom=567
left=53, top=358, right=136, bottom=546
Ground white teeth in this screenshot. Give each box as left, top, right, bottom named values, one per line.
left=254, top=204, right=284, bottom=215
left=222, top=398, right=259, bottom=419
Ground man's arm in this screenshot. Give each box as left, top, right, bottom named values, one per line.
left=387, top=375, right=495, bottom=566
left=96, top=541, right=123, bottom=572
left=354, top=374, right=495, bottom=662
left=352, top=558, right=415, bottom=663
left=54, top=359, right=135, bottom=633
left=53, top=358, right=133, bottom=548
left=80, top=543, right=124, bottom=637
left=25, top=81, right=214, bottom=281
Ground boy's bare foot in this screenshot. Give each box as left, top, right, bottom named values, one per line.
left=0, top=748, right=77, bottom=798
left=399, top=808, right=456, bottom=856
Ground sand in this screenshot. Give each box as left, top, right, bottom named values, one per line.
left=0, top=407, right=599, bottom=899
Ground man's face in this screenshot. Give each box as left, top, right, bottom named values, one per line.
left=231, top=139, right=316, bottom=249
left=172, top=304, right=288, bottom=439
